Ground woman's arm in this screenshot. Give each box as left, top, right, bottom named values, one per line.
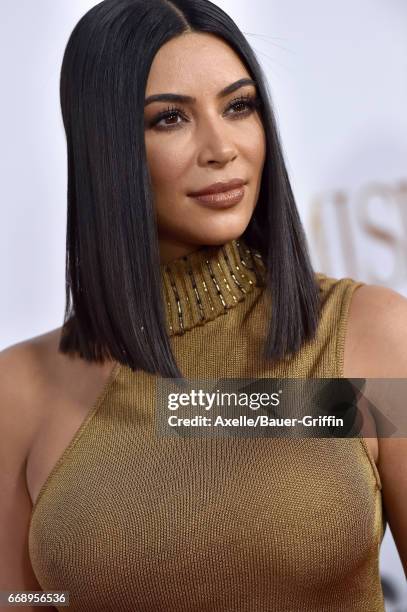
left=0, top=344, right=57, bottom=611
left=345, top=284, right=407, bottom=578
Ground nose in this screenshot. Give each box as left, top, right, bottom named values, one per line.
left=196, top=115, right=238, bottom=167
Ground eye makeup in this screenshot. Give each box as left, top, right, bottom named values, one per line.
left=146, top=93, right=262, bottom=131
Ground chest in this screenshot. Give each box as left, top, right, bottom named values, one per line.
left=28, top=429, right=384, bottom=610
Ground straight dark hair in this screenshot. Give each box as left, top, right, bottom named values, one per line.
left=59, top=0, right=320, bottom=378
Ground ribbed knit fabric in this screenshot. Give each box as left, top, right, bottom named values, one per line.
left=28, top=238, right=386, bottom=611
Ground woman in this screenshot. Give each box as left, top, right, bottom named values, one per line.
left=1, top=0, right=406, bottom=610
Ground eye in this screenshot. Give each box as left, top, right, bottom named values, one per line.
left=149, top=105, right=188, bottom=131
left=147, top=94, right=262, bottom=131
left=225, top=94, right=262, bottom=118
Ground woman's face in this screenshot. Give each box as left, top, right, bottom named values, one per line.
left=144, top=32, right=266, bottom=264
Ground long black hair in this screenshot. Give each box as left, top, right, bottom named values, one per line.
left=59, top=0, right=320, bottom=377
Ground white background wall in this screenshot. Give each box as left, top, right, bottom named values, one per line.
left=1, top=1, right=406, bottom=606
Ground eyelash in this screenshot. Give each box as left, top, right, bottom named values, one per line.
left=149, top=94, right=262, bottom=131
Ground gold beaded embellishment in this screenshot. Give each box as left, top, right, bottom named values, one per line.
left=163, top=239, right=266, bottom=335
left=185, top=259, right=206, bottom=322
left=235, top=239, right=266, bottom=284
left=222, top=244, right=249, bottom=295
left=166, top=265, right=185, bottom=333
left=205, top=258, right=228, bottom=310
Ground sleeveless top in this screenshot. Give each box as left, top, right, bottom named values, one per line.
left=28, top=238, right=386, bottom=611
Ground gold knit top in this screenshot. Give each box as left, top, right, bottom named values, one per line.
left=29, top=238, right=386, bottom=611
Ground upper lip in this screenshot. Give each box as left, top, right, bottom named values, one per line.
left=188, top=178, right=246, bottom=197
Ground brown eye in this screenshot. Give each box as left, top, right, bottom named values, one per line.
left=225, top=94, right=261, bottom=118
left=149, top=105, right=188, bottom=131
left=146, top=94, right=261, bottom=132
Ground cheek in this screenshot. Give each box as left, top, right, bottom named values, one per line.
left=145, top=137, right=189, bottom=189
left=244, top=124, right=266, bottom=170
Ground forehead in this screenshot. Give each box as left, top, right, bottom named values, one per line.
left=145, top=32, right=250, bottom=95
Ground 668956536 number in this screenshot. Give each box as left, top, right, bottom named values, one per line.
left=0, top=591, right=69, bottom=607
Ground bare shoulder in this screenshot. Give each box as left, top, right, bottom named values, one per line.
left=0, top=327, right=64, bottom=388
left=0, top=328, right=64, bottom=448
left=0, top=326, right=116, bottom=443
left=344, top=283, right=407, bottom=378
left=1, top=326, right=63, bottom=363
left=0, top=329, right=73, bottom=599
left=0, top=329, right=118, bottom=595
left=344, top=284, right=407, bottom=577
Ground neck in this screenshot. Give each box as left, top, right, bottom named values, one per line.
left=158, top=237, right=205, bottom=265
left=159, top=237, right=267, bottom=336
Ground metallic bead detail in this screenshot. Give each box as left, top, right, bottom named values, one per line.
left=163, top=279, right=174, bottom=333
left=235, top=239, right=266, bottom=285
left=201, top=278, right=215, bottom=313
left=206, top=258, right=228, bottom=310
left=221, top=244, right=248, bottom=295
left=166, top=301, right=173, bottom=332
left=216, top=260, right=238, bottom=304
left=166, top=266, right=184, bottom=333
left=185, top=261, right=205, bottom=322
left=162, top=239, right=266, bottom=336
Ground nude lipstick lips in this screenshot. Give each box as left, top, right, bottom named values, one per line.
left=188, top=179, right=246, bottom=209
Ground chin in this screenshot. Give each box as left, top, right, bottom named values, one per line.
left=194, top=216, right=251, bottom=245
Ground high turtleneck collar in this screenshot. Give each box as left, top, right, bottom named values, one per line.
left=160, top=238, right=267, bottom=336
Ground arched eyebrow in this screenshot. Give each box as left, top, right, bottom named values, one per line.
left=144, top=78, right=256, bottom=106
